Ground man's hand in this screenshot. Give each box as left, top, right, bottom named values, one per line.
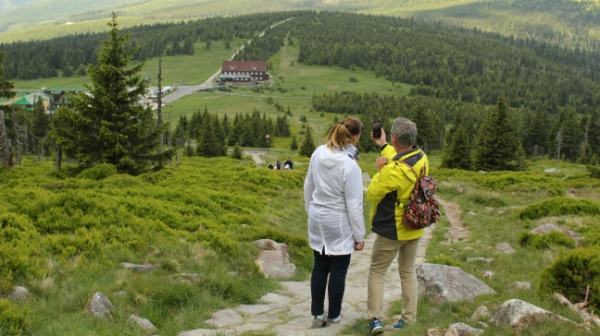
left=370, top=128, right=387, bottom=147
left=376, top=156, right=389, bottom=172
left=354, top=241, right=365, bottom=251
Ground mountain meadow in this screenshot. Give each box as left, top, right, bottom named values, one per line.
left=0, top=5, right=600, bottom=336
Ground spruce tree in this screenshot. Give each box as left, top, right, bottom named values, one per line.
left=231, top=142, right=242, bottom=159
left=441, top=123, right=473, bottom=170
left=53, top=13, right=171, bottom=174
left=299, top=125, right=316, bottom=157
left=560, top=107, right=581, bottom=162
left=475, top=96, right=526, bottom=171
left=290, top=135, right=298, bottom=150
left=197, top=111, right=217, bottom=157
left=522, top=108, right=549, bottom=157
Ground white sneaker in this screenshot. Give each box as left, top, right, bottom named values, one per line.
left=328, top=315, right=341, bottom=324
left=312, top=313, right=327, bottom=328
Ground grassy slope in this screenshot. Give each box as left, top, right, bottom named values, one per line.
left=1, top=0, right=600, bottom=50
left=11, top=38, right=243, bottom=90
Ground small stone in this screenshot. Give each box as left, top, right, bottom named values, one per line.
left=470, top=306, right=489, bottom=321
left=466, top=257, right=494, bottom=264
left=430, top=308, right=440, bottom=315
left=179, top=329, right=235, bottom=336
left=477, top=321, right=488, bottom=329
left=467, top=211, right=477, bottom=216
left=428, top=330, right=448, bottom=336
left=447, top=322, right=484, bottom=335
left=482, top=270, right=494, bottom=280
left=496, top=242, right=516, bottom=254
left=120, top=262, right=158, bottom=273
left=478, top=170, right=487, bottom=174
left=510, top=282, right=532, bottom=290
left=113, top=290, right=127, bottom=296
left=2, top=286, right=29, bottom=303
left=544, top=168, right=562, bottom=174
left=464, top=246, right=473, bottom=250
left=259, top=292, right=293, bottom=305
left=205, top=308, right=243, bottom=328
left=253, top=239, right=283, bottom=251
left=85, top=292, right=113, bottom=322
left=127, top=315, right=157, bottom=333
left=227, top=271, right=238, bottom=276
left=240, top=224, right=249, bottom=228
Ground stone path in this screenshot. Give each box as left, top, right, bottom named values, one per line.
left=179, top=224, right=437, bottom=336
left=437, top=199, right=468, bottom=244
left=243, top=150, right=266, bottom=165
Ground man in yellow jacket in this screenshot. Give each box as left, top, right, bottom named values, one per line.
left=366, top=117, right=429, bottom=334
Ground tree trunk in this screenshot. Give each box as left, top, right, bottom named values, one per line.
left=0, top=109, right=8, bottom=166
left=56, top=145, right=62, bottom=171
left=157, top=55, right=163, bottom=154
left=11, top=106, right=20, bottom=165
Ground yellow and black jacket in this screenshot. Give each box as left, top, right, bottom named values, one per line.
left=367, top=144, right=429, bottom=241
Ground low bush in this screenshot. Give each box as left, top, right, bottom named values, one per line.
left=518, top=231, right=575, bottom=249
left=430, top=254, right=462, bottom=267
left=466, top=192, right=507, bottom=207
left=588, top=166, right=600, bottom=179
left=349, top=77, right=358, bottom=82
left=539, top=247, right=600, bottom=312
left=77, top=164, right=117, bottom=180
left=0, top=299, right=30, bottom=335
left=519, top=197, right=600, bottom=220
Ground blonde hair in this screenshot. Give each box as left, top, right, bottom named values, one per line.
left=326, top=117, right=363, bottom=150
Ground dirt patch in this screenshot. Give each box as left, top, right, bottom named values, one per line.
left=437, top=198, right=469, bottom=244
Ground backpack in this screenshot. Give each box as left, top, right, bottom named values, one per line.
left=394, top=162, right=441, bottom=230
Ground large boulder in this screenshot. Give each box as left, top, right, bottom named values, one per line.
left=254, top=240, right=296, bottom=278
left=416, top=264, right=496, bottom=303
left=446, top=323, right=484, bottom=336
left=489, top=299, right=575, bottom=329
left=85, top=292, right=113, bottom=322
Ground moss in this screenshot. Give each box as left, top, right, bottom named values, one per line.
left=430, top=254, right=463, bottom=267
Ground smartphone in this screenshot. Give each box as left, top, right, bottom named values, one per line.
left=372, top=120, right=382, bottom=139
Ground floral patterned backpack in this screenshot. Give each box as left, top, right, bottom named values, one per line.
left=395, top=162, right=441, bottom=230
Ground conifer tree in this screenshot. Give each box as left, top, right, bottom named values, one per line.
left=232, top=142, right=242, bottom=159
left=560, top=107, right=581, bottom=162
left=290, top=135, right=298, bottom=150
left=53, top=13, right=171, bottom=174
left=197, top=111, right=218, bottom=157
left=441, top=123, right=473, bottom=170
left=299, top=125, right=316, bottom=157
left=522, top=108, right=549, bottom=157
left=475, top=96, right=526, bottom=171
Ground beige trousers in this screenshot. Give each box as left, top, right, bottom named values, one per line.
left=367, top=234, right=420, bottom=322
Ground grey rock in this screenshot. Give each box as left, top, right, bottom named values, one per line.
left=120, top=262, right=158, bottom=273
left=446, top=322, right=484, bottom=336
left=416, top=263, right=496, bottom=303
left=253, top=239, right=283, bottom=251
left=478, top=170, right=487, bottom=174
left=280, top=281, right=311, bottom=299
left=179, top=329, right=235, bottom=336
left=234, top=303, right=279, bottom=315
left=85, top=292, right=113, bottom=322
left=247, top=313, right=283, bottom=324
left=470, top=306, right=489, bottom=321
left=255, top=250, right=297, bottom=278
left=495, top=242, right=516, bottom=255
left=544, top=168, right=562, bottom=174
left=466, top=257, right=494, bottom=264
left=430, top=308, right=441, bottom=315
left=489, top=299, right=575, bottom=329
left=205, top=308, right=243, bottom=328
left=235, top=323, right=271, bottom=333
left=482, top=270, right=494, bottom=280
left=531, top=224, right=582, bottom=241
left=467, top=211, right=477, bottom=216
left=2, top=286, right=29, bottom=302
left=510, top=282, right=532, bottom=290
left=113, top=290, right=127, bottom=296
left=127, top=315, right=157, bottom=333
left=428, top=330, right=448, bottom=336
left=477, top=321, right=488, bottom=329
left=259, top=292, right=294, bottom=305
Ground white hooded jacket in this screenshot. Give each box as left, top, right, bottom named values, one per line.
left=304, top=145, right=366, bottom=255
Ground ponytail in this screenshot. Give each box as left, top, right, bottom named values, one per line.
left=326, top=117, right=363, bottom=150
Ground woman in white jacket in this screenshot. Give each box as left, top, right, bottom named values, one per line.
left=304, top=117, right=366, bottom=328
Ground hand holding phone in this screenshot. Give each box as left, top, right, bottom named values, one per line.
left=372, top=120, right=382, bottom=139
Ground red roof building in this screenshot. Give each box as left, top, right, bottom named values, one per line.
left=220, top=60, right=269, bottom=83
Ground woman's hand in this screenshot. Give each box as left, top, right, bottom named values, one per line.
left=354, top=241, right=365, bottom=251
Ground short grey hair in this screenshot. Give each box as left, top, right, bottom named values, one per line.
left=390, top=117, right=417, bottom=147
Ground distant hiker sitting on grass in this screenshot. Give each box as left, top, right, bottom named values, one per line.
left=284, top=157, right=294, bottom=170
left=267, top=162, right=274, bottom=169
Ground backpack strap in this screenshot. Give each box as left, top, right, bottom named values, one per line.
left=389, top=160, right=420, bottom=206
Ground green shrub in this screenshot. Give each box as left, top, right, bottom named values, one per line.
left=0, top=299, right=30, bottom=335
left=519, top=197, right=600, bottom=220
left=539, top=247, right=600, bottom=312
left=518, top=231, right=575, bottom=249
left=588, top=166, right=600, bottom=179
left=466, top=192, right=507, bottom=207
left=232, top=143, right=243, bottom=159
left=430, top=254, right=462, bottom=267
left=77, top=164, right=117, bottom=180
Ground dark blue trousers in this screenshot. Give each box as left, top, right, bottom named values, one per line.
left=310, top=249, right=351, bottom=319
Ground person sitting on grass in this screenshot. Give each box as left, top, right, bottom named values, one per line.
left=284, top=157, right=294, bottom=170
left=267, top=162, right=274, bottom=169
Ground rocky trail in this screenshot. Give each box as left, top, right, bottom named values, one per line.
left=437, top=199, right=469, bottom=244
